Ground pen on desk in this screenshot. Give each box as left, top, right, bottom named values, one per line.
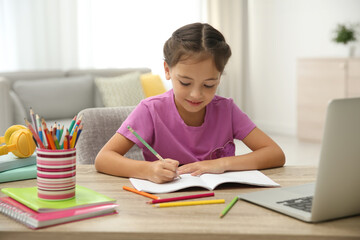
left=220, top=196, right=238, bottom=218
left=147, top=192, right=214, bottom=204
left=153, top=199, right=225, bottom=208
left=123, top=186, right=160, bottom=200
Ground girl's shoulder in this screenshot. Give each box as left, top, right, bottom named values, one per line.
left=210, top=95, right=236, bottom=108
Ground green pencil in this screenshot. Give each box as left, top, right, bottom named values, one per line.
left=220, top=196, right=238, bottom=218
left=127, top=126, right=164, bottom=161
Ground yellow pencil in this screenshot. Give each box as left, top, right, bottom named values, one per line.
left=153, top=199, right=225, bottom=208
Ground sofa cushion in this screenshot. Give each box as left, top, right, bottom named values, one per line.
left=140, top=73, right=166, bottom=97
left=94, top=71, right=145, bottom=107
left=12, top=75, right=94, bottom=120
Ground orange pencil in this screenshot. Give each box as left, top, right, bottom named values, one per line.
left=42, top=119, right=56, bottom=150
left=122, top=186, right=160, bottom=200
left=63, top=136, right=68, bottom=149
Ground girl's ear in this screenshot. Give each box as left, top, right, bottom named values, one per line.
left=164, top=61, right=171, bottom=80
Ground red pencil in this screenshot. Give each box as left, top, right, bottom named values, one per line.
left=147, top=192, right=214, bottom=204
left=24, top=119, right=45, bottom=149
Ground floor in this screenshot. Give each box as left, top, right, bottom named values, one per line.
left=235, top=134, right=322, bottom=166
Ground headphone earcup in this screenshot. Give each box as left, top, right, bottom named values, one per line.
left=8, top=128, right=36, bottom=158
left=3, top=125, right=28, bottom=145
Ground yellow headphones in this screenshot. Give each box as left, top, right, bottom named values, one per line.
left=0, top=125, right=36, bottom=158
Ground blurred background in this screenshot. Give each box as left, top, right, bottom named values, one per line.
left=1, top=0, right=359, bottom=138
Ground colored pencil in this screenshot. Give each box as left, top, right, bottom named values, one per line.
left=38, top=125, right=43, bottom=143
left=127, top=125, right=164, bottom=161
left=63, top=135, right=68, bottom=149
left=68, top=115, right=77, bottom=136
left=220, top=196, right=239, bottom=218
left=74, top=124, right=83, bottom=147
left=53, top=135, right=60, bottom=150
left=70, top=126, right=78, bottom=149
left=42, top=119, right=56, bottom=150
left=153, top=199, right=225, bottom=208
left=147, top=192, right=214, bottom=204
left=24, top=119, right=45, bottom=149
left=70, top=115, right=82, bottom=137
left=29, top=107, right=38, bottom=136
left=123, top=186, right=160, bottom=200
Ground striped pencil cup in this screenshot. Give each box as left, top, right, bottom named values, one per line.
left=36, top=148, right=76, bottom=201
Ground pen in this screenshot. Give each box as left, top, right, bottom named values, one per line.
left=147, top=192, right=214, bottom=204
left=153, top=199, right=225, bottom=208
left=220, top=196, right=238, bottom=218
left=123, top=186, right=160, bottom=200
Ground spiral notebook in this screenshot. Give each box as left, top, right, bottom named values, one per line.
left=0, top=197, right=118, bottom=229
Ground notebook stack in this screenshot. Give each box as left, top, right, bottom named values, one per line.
left=0, top=185, right=118, bottom=229
left=0, top=153, right=37, bottom=183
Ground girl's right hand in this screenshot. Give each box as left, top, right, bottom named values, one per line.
left=147, top=159, right=179, bottom=183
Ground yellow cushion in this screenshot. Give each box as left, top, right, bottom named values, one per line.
left=140, top=73, right=166, bottom=98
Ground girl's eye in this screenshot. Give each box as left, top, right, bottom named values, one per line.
left=204, top=84, right=215, bottom=88
left=179, top=81, right=190, bottom=86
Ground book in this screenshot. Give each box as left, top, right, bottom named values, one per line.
left=130, top=170, right=280, bottom=194
left=0, top=197, right=118, bottom=229
left=0, top=164, right=37, bottom=183
left=1, top=185, right=116, bottom=212
left=0, top=152, right=36, bottom=172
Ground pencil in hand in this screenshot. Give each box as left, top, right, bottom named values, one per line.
left=127, top=125, right=164, bottom=161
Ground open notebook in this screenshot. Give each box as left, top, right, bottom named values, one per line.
left=130, top=170, right=279, bottom=194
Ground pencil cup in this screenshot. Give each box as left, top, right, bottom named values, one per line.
left=36, top=148, right=76, bottom=201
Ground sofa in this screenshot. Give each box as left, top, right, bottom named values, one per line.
left=0, top=68, right=166, bottom=134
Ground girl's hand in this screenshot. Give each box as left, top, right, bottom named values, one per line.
left=147, top=159, right=179, bottom=183
left=177, top=159, right=225, bottom=176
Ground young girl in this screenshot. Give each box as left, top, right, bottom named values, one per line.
left=95, top=23, right=285, bottom=183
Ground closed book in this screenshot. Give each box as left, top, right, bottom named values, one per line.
left=0, top=197, right=118, bottom=229
left=1, top=185, right=116, bottom=212
left=0, top=153, right=36, bottom=172
left=0, top=164, right=37, bottom=183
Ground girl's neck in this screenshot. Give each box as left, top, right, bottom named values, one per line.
left=175, top=103, right=206, bottom=127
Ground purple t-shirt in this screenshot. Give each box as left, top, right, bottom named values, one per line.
left=117, top=89, right=256, bottom=165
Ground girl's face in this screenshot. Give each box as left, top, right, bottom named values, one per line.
left=164, top=56, right=221, bottom=123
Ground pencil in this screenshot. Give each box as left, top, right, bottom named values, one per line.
left=70, top=126, right=78, bottom=149
left=53, top=135, right=60, bottom=150
left=147, top=192, right=214, bottom=204
left=68, top=115, right=77, bottom=136
left=220, top=196, right=238, bottom=218
left=127, top=125, right=164, bottom=161
left=29, top=107, right=38, bottom=136
left=74, top=124, right=83, bottom=147
left=123, top=186, right=160, bottom=200
left=70, top=115, right=82, bottom=137
left=24, top=119, right=45, bottom=149
left=153, top=199, right=225, bottom=208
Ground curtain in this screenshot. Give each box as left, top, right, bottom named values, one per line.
left=0, top=0, right=205, bottom=79
left=206, top=0, right=247, bottom=108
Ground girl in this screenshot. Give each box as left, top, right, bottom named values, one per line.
left=95, top=23, right=285, bottom=183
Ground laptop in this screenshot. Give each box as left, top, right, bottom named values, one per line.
left=239, top=97, right=360, bottom=223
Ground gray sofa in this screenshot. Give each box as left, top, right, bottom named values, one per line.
left=0, top=68, right=151, bottom=134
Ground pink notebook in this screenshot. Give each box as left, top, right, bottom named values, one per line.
left=0, top=197, right=118, bottom=229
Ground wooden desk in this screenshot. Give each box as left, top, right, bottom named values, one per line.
left=0, top=165, right=359, bottom=240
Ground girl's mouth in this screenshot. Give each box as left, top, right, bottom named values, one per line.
left=186, top=99, right=203, bottom=106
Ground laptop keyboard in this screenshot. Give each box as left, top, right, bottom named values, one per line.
left=276, top=196, right=313, bottom=213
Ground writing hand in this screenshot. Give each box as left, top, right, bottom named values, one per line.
left=177, top=160, right=225, bottom=176
left=147, top=159, right=179, bottom=183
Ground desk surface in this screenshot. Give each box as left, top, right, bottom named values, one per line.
left=0, top=165, right=359, bottom=240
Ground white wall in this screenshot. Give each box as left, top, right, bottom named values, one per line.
left=246, top=0, right=360, bottom=136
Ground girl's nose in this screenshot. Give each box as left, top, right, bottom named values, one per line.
left=190, top=87, right=202, bottom=99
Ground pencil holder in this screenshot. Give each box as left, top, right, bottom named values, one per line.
left=36, top=148, right=76, bottom=201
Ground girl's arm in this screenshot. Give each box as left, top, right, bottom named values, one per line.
left=177, top=127, right=285, bottom=176
left=95, top=133, right=179, bottom=183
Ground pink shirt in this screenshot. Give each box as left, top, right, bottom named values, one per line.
left=117, top=89, right=256, bottom=165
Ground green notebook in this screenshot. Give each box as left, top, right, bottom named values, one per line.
left=1, top=185, right=116, bottom=212
left=0, top=153, right=36, bottom=172
left=0, top=164, right=37, bottom=183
